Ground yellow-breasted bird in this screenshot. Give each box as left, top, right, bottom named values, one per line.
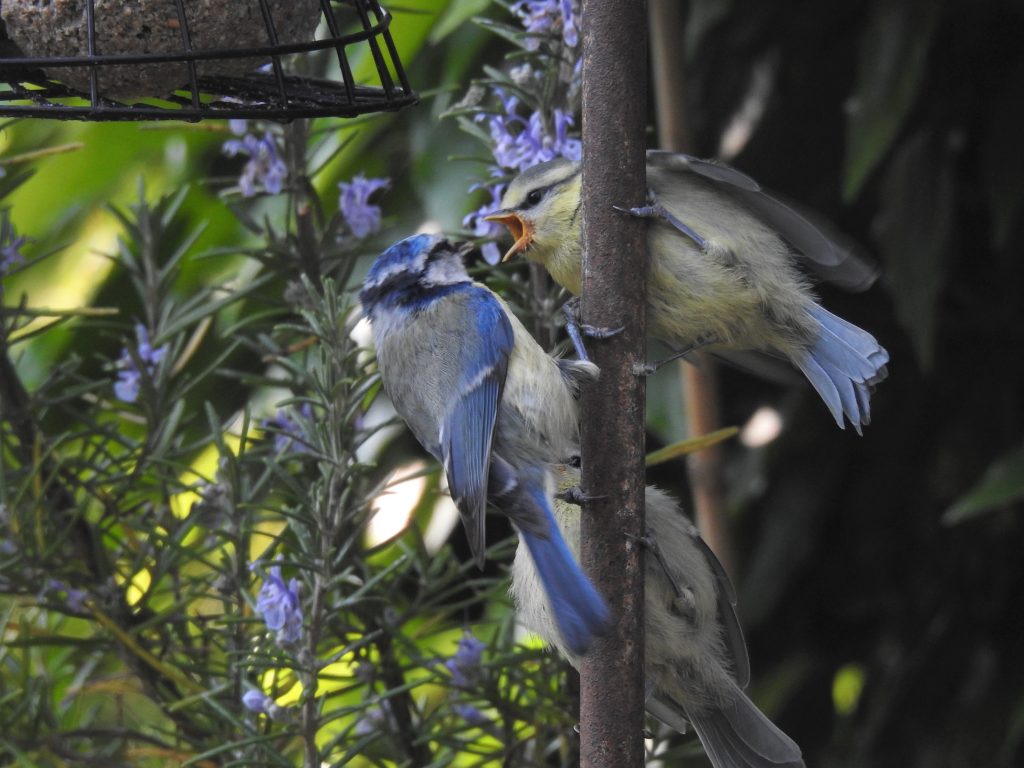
left=486, top=151, right=889, bottom=433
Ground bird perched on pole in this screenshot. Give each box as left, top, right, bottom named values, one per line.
left=511, top=464, right=805, bottom=768
left=360, top=233, right=609, bottom=655
left=487, top=151, right=889, bottom=434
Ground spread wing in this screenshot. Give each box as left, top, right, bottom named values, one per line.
left=646, top=150, right=879, bottom=291
left=438, top=287, right=514, bottom=568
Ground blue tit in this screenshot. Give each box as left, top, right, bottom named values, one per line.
left=360, top=233, right=609, bottom=654
left=511, top=464, right=804, bottom=768
left=487, top=151, right=889, bottom=434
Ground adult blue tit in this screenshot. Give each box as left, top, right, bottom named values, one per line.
left=487, top=151, right=889, bottom=434
left=511, top=464, right=804, bottom=768
left=360, top=233, right=609, bottom=654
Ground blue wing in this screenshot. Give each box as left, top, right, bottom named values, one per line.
left=490, top=456, right=610, bottom=654
left=439, top=287, right=514, bottom=568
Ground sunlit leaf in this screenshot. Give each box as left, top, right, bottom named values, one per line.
left=646, top=426, right=739, bottom=467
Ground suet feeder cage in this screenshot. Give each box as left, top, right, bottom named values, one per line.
left=0, top=0, right=417, bottom=122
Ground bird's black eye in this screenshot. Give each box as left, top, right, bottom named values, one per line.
left=525, top=188, right=545, bottom=208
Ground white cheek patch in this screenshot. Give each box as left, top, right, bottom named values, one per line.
left=423, top=255, right=469, bottom=287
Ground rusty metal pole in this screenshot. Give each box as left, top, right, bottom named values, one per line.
left=578, top=0, right=648, bottom=765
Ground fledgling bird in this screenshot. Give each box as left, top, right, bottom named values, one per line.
left=487, top=151, right=889, bottom=434
left=360, top=233, right=609, bottom=655
left=511, top=465, right=805, bottom=768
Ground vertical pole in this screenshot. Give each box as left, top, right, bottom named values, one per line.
left=648, top=0, right=735, bottom=576
left=579, top=0, right=648, bottom=765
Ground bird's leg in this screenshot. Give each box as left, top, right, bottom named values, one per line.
left=626, top=529, right=688, bottom=602
left=561, top=296, right=622, bottom=364
left=632, top=332, right=719, bottom=376
left=613, top=197, right=708, bottom=250
left=562, top=298, right=625, bottom=364
left=555, top=485, right=607, bottom=505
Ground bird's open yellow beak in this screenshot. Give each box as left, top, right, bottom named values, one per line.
left=484, top=211, right=533, bottom=262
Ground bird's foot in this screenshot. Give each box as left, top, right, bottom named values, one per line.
left=562, top=299, right=625, bottom=363
left=626, top=529, right=687, bottom=600
left=556, top=485, right=607, bottom=506
left=633, top=333, right=718, bottom=376
left=613, top=199, right=708, bottom=250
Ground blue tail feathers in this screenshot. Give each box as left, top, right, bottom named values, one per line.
left=520, top=486, right=611, bottom=655
left=796, top=304, right=889, bottom=434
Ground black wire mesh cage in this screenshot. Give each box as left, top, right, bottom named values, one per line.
left=0, top=0, right=418, bottom=122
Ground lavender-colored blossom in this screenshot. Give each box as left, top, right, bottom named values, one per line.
left=242, top=689, right=283, bottom=718
left=0, top=233, right=26, bottom=275
left=263, top=402, right=314, bottom=453
left=64, top=587, right=88, bottom=612
left=42, top=579, right=88, bottom=612
left=223, top=129, right=287, bottom=197
left=339, top=175, right=390, bottom=239
left=254, top=564, right=303, bottom=645
left=114, top=324, right=168, bottom=404
left=560, top=0, right=578, bottom=46
left=461, top=176, right=507, bottom=264
left=480, top=92, right=581, bottom=173
left=464, top=93, right=581, bottom=260
left=354, top=700, right=394, bottom=736
left=454, top=703, right=490, bottom=726
left=514, top=0, right=578, bottom=49
left=444, top=632, right=486, bottom=687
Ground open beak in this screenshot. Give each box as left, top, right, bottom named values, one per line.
left=484, top=211, right=534, bottom=262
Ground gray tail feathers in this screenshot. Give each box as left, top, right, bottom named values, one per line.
left=686, top=683, right=805, bottom=768
left=796, top=303, right=889, bottom=434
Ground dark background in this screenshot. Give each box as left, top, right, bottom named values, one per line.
left=646, top=1, right=1024, bottom=766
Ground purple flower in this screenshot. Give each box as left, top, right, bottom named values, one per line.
left=463, top=93, right=581, bottom=260
left=114, top=324, right=168, bottom=404
left=514, top=0, right=578, bottom=49
left=242, top=689, right=283, bottom=718
left=0, top=234, right=26, bottom=275
left=339, top=175, right=390, bottom=239
left=462, top=175, right=507, bottom=264
left=41, top=579, right=88, bottom=612
left=263, top=402, right=314, bottom=453
left=454, top=703, right=489, bottom=726
left=254, top=564, right=303, bottom=645
left=354, top=700, right=394, bottom=736
left=65, top=587, right=88, bottom=612
left=444, top=632, right=486, bottom=687
left=223, top=128, right=287, bottom=197
left=480, top=92, right=581, bottom=173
